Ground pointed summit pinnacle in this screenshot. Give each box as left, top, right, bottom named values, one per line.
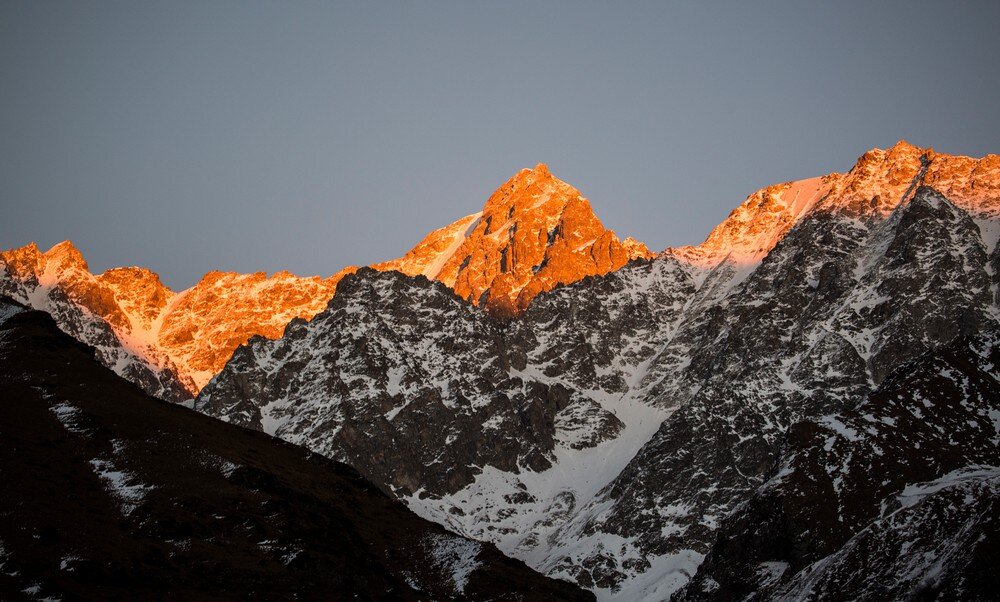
left=378, top=163, right=651, bottom=317
left=43, top=240, right=89, bottom=274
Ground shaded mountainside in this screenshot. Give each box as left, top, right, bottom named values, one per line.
left=679, top=330, right=1000, bottom=600
left=197, top=268, right=627, bottom=497
left=534, top=148, right=1000, bottom=596
left=196, top=142, right=1000, bottom=599
left=195, top=264, right=680, bottom=551
left=0, top=297, right=590, bottom=601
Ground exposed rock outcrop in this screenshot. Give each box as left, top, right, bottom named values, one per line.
left=376, top=163, right=653, bottom=316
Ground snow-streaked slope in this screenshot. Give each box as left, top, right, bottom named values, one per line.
left=198, top=142, right=1000, bottom=600
left=777, top=468, right=1000, bottom=601
left=197, top=268, right=631, bottom=497
left=0, top=242, right=193, bottom=400
left=556, top=185, right=999, bottom=597
left=7, top=142, right=1000, bottom=599
left=680, top=330, right=1000, bottom=600
left=541, top=144, right=1000, bottom=595
left=374, top=212, right=482, bottom=282
left=196, top=263, right=692, bottom=595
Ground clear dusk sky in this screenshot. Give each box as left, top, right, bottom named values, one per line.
left=2, top=1, right=998, bottom=289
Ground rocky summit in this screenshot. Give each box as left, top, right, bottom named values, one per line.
left=196, top=142, right=1000, bottom=599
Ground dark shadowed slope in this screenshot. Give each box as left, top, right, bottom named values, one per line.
left=678, top=330, right=1000, bottom=600
left=0, top=296, right=591, bottom=601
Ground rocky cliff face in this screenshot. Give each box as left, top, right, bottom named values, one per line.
left=195, top=267, right=625, bottom=497
left=155, top=268, right=353, bottom=387
left=540, top=144, right=1000, bottom=596
left=0, top=242, right=193, bottom=401
left=375, top=163, right=653, bottom=317
left=5, top=142, right=998, bottom=598
left=197, top=142, right=1000, bottom=599
left=679, top=330, right=1000, bottom=600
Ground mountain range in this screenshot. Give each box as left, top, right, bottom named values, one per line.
left=3, top=141, right=999, bottom=600
left=0, top=162, right=647, bottom=401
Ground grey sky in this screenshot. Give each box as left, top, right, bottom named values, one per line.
left=2, top=1, right=998, bottom=289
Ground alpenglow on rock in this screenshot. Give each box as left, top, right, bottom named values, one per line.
left=197, top=142, right=1000, bottom=600
left=195, top=267, right=627, bottom=496
left=0, top=241, right=354, bottom=400
left=0, top=164, right=651, bottom=400
left=375, top=163, right=653, bottom=317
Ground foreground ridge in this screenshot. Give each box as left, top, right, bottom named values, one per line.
left=0, top=295, right=591, bottom=600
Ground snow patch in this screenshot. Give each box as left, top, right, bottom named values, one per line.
left=898, top=465, right=1000, bottom=509
left=421, top=212, right=482, bottom=281
left=49, top=402, right=87, bottom=435
left=425, top=533, right=482, bottom=594
left=0, top=302, right=25, bottom=325
left=598, top=548, right=704, bottom=602
left=89, top=458, right=154, bottom=515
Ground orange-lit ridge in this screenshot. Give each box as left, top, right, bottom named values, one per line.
left=2, top=143, right=998, bottom=395
left=374, top=163, right=653, bottom=316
